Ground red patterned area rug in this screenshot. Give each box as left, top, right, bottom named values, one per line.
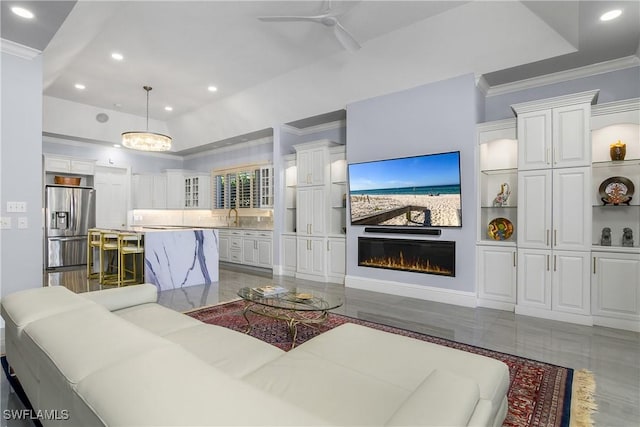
left=186, top=301, right=596, bottom=427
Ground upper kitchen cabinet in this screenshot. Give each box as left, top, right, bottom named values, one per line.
left=44, top=155, right=96, bottom=175
left=184, top=172, right=211, bottom=209
left=512, top=90, right=599, bottom=170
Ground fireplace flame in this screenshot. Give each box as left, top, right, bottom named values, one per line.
left=359, top=251, right=452, bottom=275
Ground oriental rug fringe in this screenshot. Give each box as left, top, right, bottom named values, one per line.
left=187, top=300, right=596, bottom=427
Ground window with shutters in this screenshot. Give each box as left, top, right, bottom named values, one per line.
left=212, top=164, right=273, bottom=210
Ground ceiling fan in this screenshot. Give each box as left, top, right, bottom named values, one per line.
left=257, top=1, right=361, bottom=52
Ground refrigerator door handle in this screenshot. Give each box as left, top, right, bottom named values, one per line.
left=48, top=236, right=86, bottom=242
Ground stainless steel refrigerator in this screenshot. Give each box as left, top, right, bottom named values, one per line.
left=45, top=185, right=96, bottom=269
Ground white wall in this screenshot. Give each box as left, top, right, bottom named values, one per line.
left=345, top=74, right=478, bottom=297
left=1, top=51, right=44, bottom=298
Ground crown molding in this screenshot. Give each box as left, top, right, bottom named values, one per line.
left=475, top=75, right=490, bottom=96
left=180, top=136, right=273, bottom=160
left=511, top=89, right=599, bottom=114
left=476, top=118, right=516, bottom=132
left=281, top=120, right=345, bottom=136
left=1, top=38, right=41, bottom=60
left=591, top=98, right=640, bottom=116
left=486, top=56, right=640, bottom=97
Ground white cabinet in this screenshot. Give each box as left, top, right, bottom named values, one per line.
left=327, top=237, right=346, bottom=283
left=242, top=231, right=272, bottom=269
left=296, top=186, right=326, bottom=236
left=184, top=173, right=210, bottom=209
left=296, top=145, right=327, bottom=186
left=285, top=140, right=345, bottom=282
left=165, top=170, right=185, bottom=209
left=592, top=251, right=640, bottom=331
left=218, top=231, right=230, bottom=262
left=282, top=233, right=297, bottom=275
left=512, top=91, right=597, bottom=325
left=512, top=91, right=597, bottom=171
left=297, top=236, right=326, bottom=279
left=517, top=168, right=591, bottom=250
left=132, top=174, right=166, bottom=209
left=259, top=166, right=274, bottom=208
left=44, top=156, right=96, bottom=175
left=219, top=229, right=272, bottom=270
left=477, top=245, right=517, bottom=308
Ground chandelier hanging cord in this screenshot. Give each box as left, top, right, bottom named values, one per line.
left=144, top=85, right=151, bottom=131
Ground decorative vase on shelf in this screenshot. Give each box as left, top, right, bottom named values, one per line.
left=609, top=140, right=626, bottom=161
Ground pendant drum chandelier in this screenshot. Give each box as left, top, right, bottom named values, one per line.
left=121, top=85, right=172, bottom=151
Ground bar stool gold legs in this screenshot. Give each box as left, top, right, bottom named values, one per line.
left=118, top=232, right=144, bottom=286
left=87, top=229, right=102, bottom=280
left=99, top=231, right=120, bottom=286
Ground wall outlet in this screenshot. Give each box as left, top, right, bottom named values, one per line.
left=1, top=217, right=11, bottom=229
left=18, top=217, right=28, bottom=229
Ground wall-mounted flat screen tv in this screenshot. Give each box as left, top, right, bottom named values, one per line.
left=348, top=151, right=461, bottom=227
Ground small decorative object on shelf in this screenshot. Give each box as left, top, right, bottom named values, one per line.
left=599, top=177, right=634, bottom=205
left=487, top=217, right=513, bottom=241
left=492, top=183, right=511, bottom=207
left=601, top=227, right=612, bottom=246
left=609, top=140, right=626, bottom=161
left=622, top=228, right=634, bottom=247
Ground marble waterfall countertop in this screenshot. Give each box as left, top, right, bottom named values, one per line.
left=142, top=228, right=219, bottom=291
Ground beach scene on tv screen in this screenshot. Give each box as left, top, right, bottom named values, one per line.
left=349, top=152, right=461, bottom=227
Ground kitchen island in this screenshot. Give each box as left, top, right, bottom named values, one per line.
left=142, top=227, right=219, bottom=290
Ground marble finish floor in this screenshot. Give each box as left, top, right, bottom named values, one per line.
left=1, top=265, right=639, bottom=426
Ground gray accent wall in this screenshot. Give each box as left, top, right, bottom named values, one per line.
left=485, top=66, right=640, bottom=121
left=345, top=73, right=478, bottom=293
left=1, top=52, right=43, bottom=298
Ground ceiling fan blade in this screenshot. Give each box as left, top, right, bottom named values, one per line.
left=258, top=15, right=325, bottom=24
left=334, top=22, right=361, bottom=51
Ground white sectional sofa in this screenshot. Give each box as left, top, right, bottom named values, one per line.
left=1, top=284, right=510, bottom=426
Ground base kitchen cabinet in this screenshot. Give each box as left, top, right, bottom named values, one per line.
left=242, top=231, right=273, bottom=269
left=592, top=251, right=640, bottom=331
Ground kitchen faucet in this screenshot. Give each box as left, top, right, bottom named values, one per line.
left=227, top=207, right=239, bottom=227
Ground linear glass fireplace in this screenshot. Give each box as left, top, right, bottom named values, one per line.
left=358, top=237, right=455, bottom=277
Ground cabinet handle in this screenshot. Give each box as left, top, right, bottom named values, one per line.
left=546, top=148, right=550, bottom=165
left=554, top=147, right=558, bottom=164
left=546, top=229, right=550, bottom=246
left=554, top=229, right=557, bottom=247
left=254, top=241, right=257, bottom=250
left=554, top=255, right=557, bottom=272
left=327, top=240, right=330, bottom=251
left=513, top=252, right=516, bottom=267
left=593, top=257, right=596, bottom=274
left=546, top=255, right=550, bottom=271
left=307, top=240, right=311, bottom=251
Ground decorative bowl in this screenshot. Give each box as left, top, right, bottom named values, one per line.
left=487, top=217, right=514, bottom=241
left=54, top=176, right=81, bottom=186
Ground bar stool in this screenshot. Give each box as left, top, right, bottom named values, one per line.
left=99, top=231, right=120, bottom=286
left=118, top=232, right=144, bottom=286
left=86, top=229, right=102, bottom=280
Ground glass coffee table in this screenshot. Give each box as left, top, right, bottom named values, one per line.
left=237, top=287, right=343, bottom=348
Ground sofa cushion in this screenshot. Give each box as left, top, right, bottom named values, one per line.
left=81, top=283, right=157, bottom=311
left=24, top=305, right=171, bottom=386
left=164, top=323, right=284, bottom=377
left=384, top=369, right=480, bottom=426
left=1, top=286, right=94, bottom=333
left=292, top=323, right=510, bottom=413
left=76, top=346, right=329, bottom=426
left=114, top=302, right=202, bottom=336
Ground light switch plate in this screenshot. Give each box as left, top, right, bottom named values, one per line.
left=1, top=217, right=12, bottom=229
left=16, top=202, right=27, bottom=212
left=18, top=217, right=28, bottom=229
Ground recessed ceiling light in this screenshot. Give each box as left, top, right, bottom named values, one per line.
left=111, top=52, right=124, bottom=61
left=113, top=144, right=121, bottom=148
left=208, top=86, right=218, bottom=92
left=74, top=83, right=86, bottom=90
left=600, top=9, right=622, bottom=21
left=164, top=106, right=173, bottom=111
left=11, top=6, right=34, bottom=19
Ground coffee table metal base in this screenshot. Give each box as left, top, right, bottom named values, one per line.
left=241, top=302, right=330, bottom=349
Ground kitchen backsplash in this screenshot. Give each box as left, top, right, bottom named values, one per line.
left=129, top=209, right=273, bottom=230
